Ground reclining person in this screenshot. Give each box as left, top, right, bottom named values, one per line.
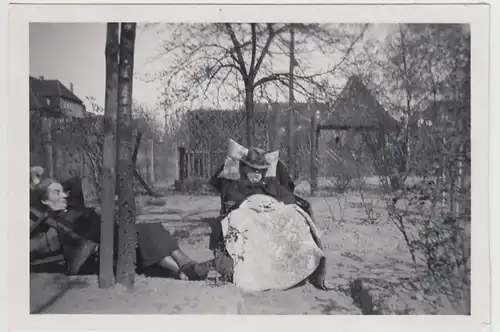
left=30, top=168, right=210, bottom=280
left=208, top=140, right=330, bottom=292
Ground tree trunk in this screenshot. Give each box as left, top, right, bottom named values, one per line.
left=245, top=85, right=255, bottom=147
left=288, top=24, right=296, bottom=179
left=99, top=23, right=119, bottom=289
left=147, top=138, right=155, bottom=184
left=115, top=23, right=137, bottom=289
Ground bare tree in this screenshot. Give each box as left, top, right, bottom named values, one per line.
left=144, top=23, right=368, bottom=147
left=115, top=23, right=137, bottom=288
left=353, top=24, right=466, bottom=188
left=99, top=23, right=120, bottom=289
left=363, top=24, right=471, bottom=313
left=287, top=24, right=296, bottom=178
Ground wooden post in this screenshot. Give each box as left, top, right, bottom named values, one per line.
left=41, top=117, right=54, bottom=178
left=206, top=152, right=211, bottom=179
left=287, top=24, right=296, bottom=179
left=310, top=105, right=319, bottom=194
left=178, top=147, right=187, bottom=181
left=99, top=22, right=119, bottom=289
left=115, top=23, right=137, bottom=289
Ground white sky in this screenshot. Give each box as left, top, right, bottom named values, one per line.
left=29, top=23, right=393, bottom=115
left=30, top=23, right=166, bottom=112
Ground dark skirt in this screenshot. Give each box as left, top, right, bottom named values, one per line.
left=56, top=209, right=180, bottom=272
left=135, top=223, right=179, bottom=267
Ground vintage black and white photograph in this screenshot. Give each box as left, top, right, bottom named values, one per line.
left=10, top=3, right=489, bottom=326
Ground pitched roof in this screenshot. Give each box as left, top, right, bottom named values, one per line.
left=30, top=76, right=84, bottom=104
left=322, top=75, right=401, bottom=130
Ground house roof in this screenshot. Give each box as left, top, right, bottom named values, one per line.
left=30, top=76, right=84, bottom=106
left=321, top=75, right=401, bottom=131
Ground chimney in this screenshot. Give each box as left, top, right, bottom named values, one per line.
left=39, top=76, right=44, bottom=81
left=70, top=82, right=74, bottom=92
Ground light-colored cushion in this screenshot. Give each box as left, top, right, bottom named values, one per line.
left=218, top=139, right=280, bottom=180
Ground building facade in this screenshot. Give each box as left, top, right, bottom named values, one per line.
left=29, top=76, right=87, bottom=118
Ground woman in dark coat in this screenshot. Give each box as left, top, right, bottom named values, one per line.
left=207, top=146, right=330, bottom=290
left=207, top=148, right=299, bottom=279
left=30, top=174, right=210, bottom=280
left=210, top=148, right=297, bottom=213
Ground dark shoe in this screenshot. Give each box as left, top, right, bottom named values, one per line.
left=214, top=251, right=234, bottom=282
left=308, top=257, right=334, bottom=291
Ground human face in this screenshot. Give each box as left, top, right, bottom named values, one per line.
left=41, top=182, right=68, bottom=211
left=241, top=164, right=266, bottom=183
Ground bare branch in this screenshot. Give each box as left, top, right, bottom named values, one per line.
left=249, top=23, right=257, bottom=74
left=225, top=23, right=249, bottom=81
left=254, top=72, right=287, bottom=87
left=252, top=24, right=276, bottom=77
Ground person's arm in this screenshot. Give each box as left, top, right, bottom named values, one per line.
left=224, top=179, right=249, bottom=207
left=264, top=178, right=296, bottom=205
left=209, top=164, right=225, bottom=192
left=61, top=176, right=86, bottom=208
left=276, top=161, right=295, bottom=192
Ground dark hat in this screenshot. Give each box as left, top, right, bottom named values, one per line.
left=240, top=148, right=270, bottom=170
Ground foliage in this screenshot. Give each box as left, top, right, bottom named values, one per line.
left=30, top=98, right=167, bottom=200
left=212, top=223, right=248, bottom=286
left=387, top=179, right=471, bottom=314
left=360, top=24, right=470, bottom=185
left=132, top=101, right=164, bottom=140
left=30, top=112, right=104, bottom=198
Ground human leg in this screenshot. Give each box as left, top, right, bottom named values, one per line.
left=136, top=223, right=209, bottom=280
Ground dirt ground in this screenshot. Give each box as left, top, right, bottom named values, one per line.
left=30, top=192, right=454, bottom=315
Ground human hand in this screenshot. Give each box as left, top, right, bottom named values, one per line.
left=30, top=166, right=45, bottom=188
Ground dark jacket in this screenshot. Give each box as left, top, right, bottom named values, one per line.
left=209, top=161, right=296, bottom=213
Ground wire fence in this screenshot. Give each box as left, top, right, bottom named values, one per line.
left=30, top=112, right=178, bottom=201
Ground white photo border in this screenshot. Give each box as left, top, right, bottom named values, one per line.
left=6, top=3, right=491, bottom=332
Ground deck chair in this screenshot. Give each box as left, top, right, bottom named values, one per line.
left=208, top=158, right=330, bottom=290
left=207, top=158, right=315, bottom=257
left=30, top=206, right=98, bottom=275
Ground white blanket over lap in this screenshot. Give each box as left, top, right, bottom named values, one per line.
left=220, top=194, right=324, bottom=292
